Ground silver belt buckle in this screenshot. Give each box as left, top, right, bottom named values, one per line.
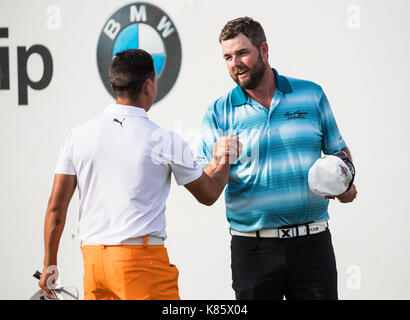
left=278, top=227, right=294, bottom=238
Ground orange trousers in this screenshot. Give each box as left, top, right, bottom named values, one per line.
left=81, top=244, right=180, bottom=300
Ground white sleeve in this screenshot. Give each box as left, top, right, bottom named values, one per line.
left=54, top=131, right=76, bottom=175
left=168, top=132, right=203, bottom=186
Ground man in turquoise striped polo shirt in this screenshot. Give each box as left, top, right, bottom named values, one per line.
left=198, top=17, right=357, bottom=300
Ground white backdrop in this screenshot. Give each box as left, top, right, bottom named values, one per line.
left=1, top=0, right=409, bottom=299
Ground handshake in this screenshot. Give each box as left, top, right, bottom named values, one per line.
left=212, top=134, right=243, bottom=165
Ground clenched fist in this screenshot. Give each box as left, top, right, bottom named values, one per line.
left=213, top=134, right=243, bottom=164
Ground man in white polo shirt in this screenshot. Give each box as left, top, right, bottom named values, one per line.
left=38, top=49, right=240, bottom=300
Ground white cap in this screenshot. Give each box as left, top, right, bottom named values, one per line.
left=308, top=155, right=354, bottom=197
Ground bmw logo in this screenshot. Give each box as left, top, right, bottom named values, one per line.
left=97, top=2, right=182, bottom=104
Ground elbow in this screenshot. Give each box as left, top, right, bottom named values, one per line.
left=200, top=191, right=220, bottom=206
left=201, top=198, right=216, bottom=206
left=193, top=193, right=217, bottom=206
left=46, top=197, right=64, bottom=215
left=47, top=201, right=59, bottom=214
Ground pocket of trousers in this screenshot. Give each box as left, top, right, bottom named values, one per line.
left=231, top=236, right=259, bottom=252
left=148, top=262, right=180, bottom=300
left=83, top=264, right=98, bottom=299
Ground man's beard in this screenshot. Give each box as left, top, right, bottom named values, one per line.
left=231, top=53, right=266, bottom=90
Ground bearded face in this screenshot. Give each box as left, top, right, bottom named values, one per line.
left=222, top=33, right=269, bottom=91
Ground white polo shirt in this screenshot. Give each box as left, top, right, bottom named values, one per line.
left=55, top=104, right=203, bottom=245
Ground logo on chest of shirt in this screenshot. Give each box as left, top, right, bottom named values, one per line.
left=97, top=2, right=182, bottom=104
left=284, top=110, right=308, bottom=120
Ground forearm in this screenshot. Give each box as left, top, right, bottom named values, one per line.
left=203, top=158, right=218, bottom=176
left=43, top=206, right=67, bottom=266
left=336, top=146, right=357, bottom=203
left=38, top=174, right=76, bottom=297
left=208, top=163, right=231, bottom=198
left=342, top=146, right=352, bottom=162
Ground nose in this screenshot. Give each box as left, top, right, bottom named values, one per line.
left=228, top=56, right=244, bottom=73
left=232, top=55, right=243, bottom=67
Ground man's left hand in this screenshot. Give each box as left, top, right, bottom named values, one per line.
left=336, top=184, right=357, bottom=203
left=38, top=265, right=59, bottom=299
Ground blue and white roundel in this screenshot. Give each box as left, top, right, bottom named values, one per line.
left=112, top=23, right=166, bottom=77
left=97, top=2, right=182, bottom=104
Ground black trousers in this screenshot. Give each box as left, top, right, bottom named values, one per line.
left=231, top=229, right=338, bottom=300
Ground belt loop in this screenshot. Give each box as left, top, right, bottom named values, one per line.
left=256, top=231, right=260, bottom=238
left=143, top=235, right=148, bottom=248
left=305, top=224, right=310, bottom=236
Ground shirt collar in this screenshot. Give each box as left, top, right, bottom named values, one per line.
left=104, top=104, right=148, bottom=118
left=231, top=68, right=292, bottom=107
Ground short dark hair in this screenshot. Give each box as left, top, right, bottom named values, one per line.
left=109, top=49, right=155, bottom=99
left=219, top=17, right=266, bottom=48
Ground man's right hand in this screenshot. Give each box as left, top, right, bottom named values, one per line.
left=185, top=134, right=242, bottom=206
left=213, top=134, right=242, bottom=165
left=185, top=134, right=241, bottom=205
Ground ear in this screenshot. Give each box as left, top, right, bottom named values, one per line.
left=260, top=42, right=269, bottom=60
left=142, top=78, right=153, bottom=95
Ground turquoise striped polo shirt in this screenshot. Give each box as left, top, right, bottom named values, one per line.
left=197, top=69, right=346, bottom=232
